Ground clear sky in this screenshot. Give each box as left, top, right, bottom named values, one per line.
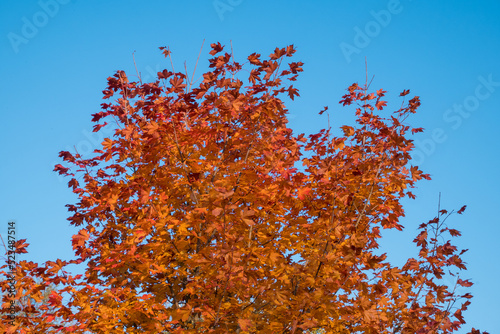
left=1, top=0, right=499, bottom=332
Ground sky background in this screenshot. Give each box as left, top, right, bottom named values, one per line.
left=1, top=0, right=499, bottom=332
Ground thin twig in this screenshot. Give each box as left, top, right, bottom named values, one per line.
left=132, top=51, right=143, bottom=85
left=230, top=40, right=238, bottom=80
left=0, top=233, right=8, bottom=256
left=438, top=192, right=441, bottom=219
left=184, top=61, right=190, bottom=94
left=167, top=47, right=175, bottom=73
left=367, top=75, right=375, bottom=90
left=230, top=40, right=235, bottom=64
left=189, top=39, right=205, bottom=92
left=364, top=57, right=375, bottom=91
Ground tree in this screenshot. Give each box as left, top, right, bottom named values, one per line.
left=0, top=43, right=488, bottom=333
left=0, top=233, right=63, bottom=331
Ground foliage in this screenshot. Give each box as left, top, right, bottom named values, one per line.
left=0, top=43, right=488, bottom=333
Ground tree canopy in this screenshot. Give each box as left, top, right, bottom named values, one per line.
left=0, top=43, right=487, bottom=333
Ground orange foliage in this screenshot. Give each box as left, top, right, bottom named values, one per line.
left=0, top=43, right=488, bottom=334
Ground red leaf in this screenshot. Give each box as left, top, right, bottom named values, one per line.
left=289, top=61, right=303, bottom=74
left=288, top=85, right=300, bottom=100
left=72, top=230, right=89, bottom=250
left=158, top=69, right=172, bottom=79
left=375, top=100, right=387, bottom=110
left=54, top=164, right=70, bottom=175
left=48, top=291, right=63, bottom=307
left=68, top=178, right=79, bottom=190
left=297, top=187, right=311, bottom=200
left=158, top=46, right=171, bottom=58
left=269, top=47, right=285, bottom=60
left=411, top=127, right=424, bottom=134
left=91, top=111, right=109, bottom=122
left=93, top=122, right=108, bottom=132
left=457, top=205, right=467, bottom=214
left=365, top=93, right=376, bottom=100
left=209, top=42, right=224, bottom=55
left=14, top=239, right=29, bottom=254
left=341, top=125, right=355, bottom=137
left=285, top=44, right=296, bottom=56
left=188, top=172, right=201, bottom=183
left=248, top=69, right=260, bottom=84
left=247, top=53, right=261, bottom=65
left=58, top=151, right=75, bottom=162
left=457, top=278, right=473, bottom=287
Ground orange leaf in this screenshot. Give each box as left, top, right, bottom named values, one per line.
left=238, top=318, right=252, bottom=331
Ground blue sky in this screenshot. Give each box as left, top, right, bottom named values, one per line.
left=1, top=0, right=499, bottom=332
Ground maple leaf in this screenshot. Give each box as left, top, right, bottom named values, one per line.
left=248, top=69, right=260, bottom=84
left=68, top=178, right=79, bottom=190
left=365, top=92, right=376, bottom=100
left=158, top=46, right=171, bottom=58
left=71, top=230, right=89, bottom=250
left=448, top=229, right=462, bottom=237
left=269, top=47, right=286, bottom=60
left=400, top=89, right=410, bottom=96
left=287, top=85, right=300, bottom=100
left=285, top=44, right=296, bottom=56
left=297, top=187, right=311, bottom=200
left=157, top=69, right=172, bottom=79
left=457, top=278, right=474, bottom=287
left=169, top=76, right=186, bottom=92
left=375, top=100, right=387, bottom=110
left=58, top=151, right=75, bottom=162
left=47, top=291, right=63, bottom=307
left=247, top=52, right=262, bottom=65
left=53, top=164, right=70, bottom=175
left=209, top=42, right=224, bottom=55
left=288, top=61, right=303, bottom=74
left=92, top=122, right=108, bottom=132
left=13, top=239, right=29, bottom=254
left=411, top=127, right=424, bottom=134
left=341, top=125, right=354, bottom=136
left=91, top=111, right=109, bottom=122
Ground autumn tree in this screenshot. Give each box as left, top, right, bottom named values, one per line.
left=0, top=43, right=488, bottom=333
